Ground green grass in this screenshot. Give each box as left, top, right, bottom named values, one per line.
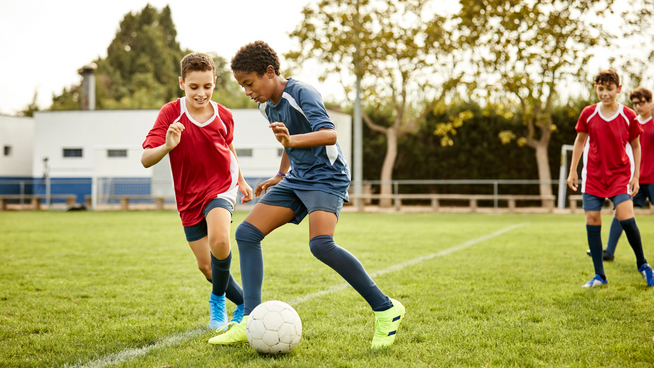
left=1, top=211, right=653, bottom=367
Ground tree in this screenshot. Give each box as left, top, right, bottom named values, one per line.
left=457, top=0, right=614, bottom=200
left=286, top=0, right=461, bottom=206
left=18, top=91, right=41, bottom=117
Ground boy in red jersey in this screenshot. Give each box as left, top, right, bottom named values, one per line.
left=589, top=87, right=654, bottom=261
left=567, top=70, right=654, bottom=287
left=141, top=52, right=253, bottom=329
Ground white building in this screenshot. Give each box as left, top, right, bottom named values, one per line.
left=1, top=108, right=351, bottom=206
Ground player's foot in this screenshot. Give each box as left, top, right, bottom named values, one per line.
left=371, top=299, right=405, bottom=349
left=638, top=263, right=654, bottom=287
left=231, top=304, right=244, bottom=324
left=208, top=316, right=248, bottom=345
left=209, top=294, right=229, bottom=331
left=586, top=249, right=614, bottom=261
left=582, top=274, right=608, bottom=288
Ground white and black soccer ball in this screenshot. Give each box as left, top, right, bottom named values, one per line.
left=245, top=300, right=302, bottom=354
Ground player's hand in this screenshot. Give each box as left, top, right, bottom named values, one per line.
left=270, top=122, right=292, bottom=147
left=255, top=175, right=283, bottom=197
left=629, top=178, right=640, bottom=198
left=165, top=122, right=185, bottom=150
left=567, top=171, right=578, bottom=192
left=239, top=178, right=253, bottom=204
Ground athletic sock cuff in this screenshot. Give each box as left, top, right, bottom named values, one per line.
left=211, top=251, right=232, bottom=271
left=235, top=221, right=265, bottom=243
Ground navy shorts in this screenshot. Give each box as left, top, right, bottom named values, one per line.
left=183, top=197, right=234, bottom=242
left=633, top=183, right=654, bottom=208
left=258, top=185, right=344, bottom=225
left=582, top=193, right=631, bottom=212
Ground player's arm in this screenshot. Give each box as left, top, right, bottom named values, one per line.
left=270, top=123, right=337, bottom=148
left=629, top=137, right=641, bottom=197
left=228, top=143, right=253, bottom=203
left=141, top=122, right=185, bottom=168
left=566, top=132, right=587, bottom=191
left=254, top=150, right=291, bottom=197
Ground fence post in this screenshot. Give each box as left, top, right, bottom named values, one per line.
left=19, top=181, right=25, bottom=211
left=493, top=181, right=498, bottom=213
left=393, top=181, right=399, bottom=212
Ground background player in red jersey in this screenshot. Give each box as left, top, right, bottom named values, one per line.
left=141, top=52, right=253, bottom=330
left=567, top=69, right=654, bottom=288
left=588, top=87, right=654, bottom=261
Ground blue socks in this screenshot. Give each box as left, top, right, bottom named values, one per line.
left=586, top=225, right=605, bottom=279
left=605, top=217, right=622, bottom=256
left=309, top=235, right=392, bottom=312
left=620, top=217, right=647, bottom=268
left=235, top=221, right=265, bottom=315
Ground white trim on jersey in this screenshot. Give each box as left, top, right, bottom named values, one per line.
left=178, top=98, right=226, bottom=134
left=586, top=105, right=599, bottom=122
left=637, top=115, right=653, bottom=125
left=597, top=103, right=622, bottom=122
left=581, top=135, right=590, bottom=193
left=282, top=92, right=308, bottom=120
left=258, top=103, right=268, bottom=121
left=626, top=142, right=635, bottom=194
left=326, top=145, right=338, bottom=165
left=214, top=149, right=240, bottom=206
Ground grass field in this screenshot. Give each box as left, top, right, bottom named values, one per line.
left=1, top=211, right=654, bottom=368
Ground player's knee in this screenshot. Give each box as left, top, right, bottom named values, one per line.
left=208, top=233, right=230, bottom=257
left=309, top=235, right=336, bottom=260
left=235, top=221, right=265, bottom=246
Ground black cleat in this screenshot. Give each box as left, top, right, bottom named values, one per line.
left=586, top=249, right=614, bottom=261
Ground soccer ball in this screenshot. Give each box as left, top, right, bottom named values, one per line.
left=246, top=300, right=302, bottom=354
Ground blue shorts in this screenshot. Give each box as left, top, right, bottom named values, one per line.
left=582, top=193, right=632, bottom=212
left=258, top=185, right=344, bottom=225
left=183, top=197, right=234, bottom=242
left=633, top=183, right=654, bottom=208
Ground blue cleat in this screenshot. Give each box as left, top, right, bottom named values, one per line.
left=638, top=263, right=654, bottom=287
left=209, top=293, right=229, bottom=331
left=582, top=274, right=608, bottom=288
left=231, top=304, right=244, bottom=324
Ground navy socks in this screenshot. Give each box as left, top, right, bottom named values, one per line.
left=620, top=218, right=647, bottom=268
left=235, top=221, right=265, bottom=315
left=605, top=217, right=622, bottom=256
left=209, top=251, right=244, bottom=305
left=309, top=235, right=392, bottom=311
left=586, top=225, right=605, bottom=279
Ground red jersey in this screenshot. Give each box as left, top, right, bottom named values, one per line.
left=576, top=103, right=642, bottom=197
left=637, top=115, right=654, bottom=184
left=143, top=98, right=239, bottom=226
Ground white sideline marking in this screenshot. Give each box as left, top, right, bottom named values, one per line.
left=70, top=222, right=529, bottom=368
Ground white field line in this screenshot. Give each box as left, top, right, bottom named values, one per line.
left=69, top=222, right=529, bottom=368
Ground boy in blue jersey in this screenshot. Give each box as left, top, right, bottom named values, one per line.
left=208, top=41, right=405, bottom=349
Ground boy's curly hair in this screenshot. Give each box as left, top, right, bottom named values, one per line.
left=594, top=69, right=620, bottom=87
left=630, top=86, right=653, bottom=103
left=231, top=40, right=280, bottom=76
left=180, top=52, right=215, bottom=80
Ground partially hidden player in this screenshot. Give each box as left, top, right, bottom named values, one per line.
left=208, top=41, right=405, bottom=349
left=141, top=52, right=253, bottom=330
left=586, top=87, right=654, bottom=261
left=567, top=69, right=654, bottom=288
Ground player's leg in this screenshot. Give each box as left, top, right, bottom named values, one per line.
left=603, top=217, right=621, bottom=260
left=209, top=196, right=296, bottom=345
left=301, top=191, right=403, bottom=349
left=205, top=199, right=245, bottom=328
left=614, top=195, right=654, bottom=286
left=582, top=193, right=607, bottom=287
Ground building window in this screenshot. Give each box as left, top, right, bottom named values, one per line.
left=3, top=146, right=11, bottom=156
left=236, top=148, right=253, bottom=157
left=278, top=148, right=284, bottom=157
left=107, top=149, right=127, bottom=158
left=63, top=148, right=83, bottom=158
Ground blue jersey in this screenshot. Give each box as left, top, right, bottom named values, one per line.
left=258, top=78, right=351, bottom=200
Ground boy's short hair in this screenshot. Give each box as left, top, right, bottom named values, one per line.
left=230, top=40, right=281, bottom=76
left=629, top=86, right=653, bottom=102
left=180, top=52, right=215, bottom=80
left=594, top=69, right=620, bottom=87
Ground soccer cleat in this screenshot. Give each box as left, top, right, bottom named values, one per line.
left=208, top=316, right=248, bottom=345
left=586, top=249, right=614, bottom=261
left=582, top=274, right=608, bottom=288
left=231, top=304, right=244, bottom=324
left=209, top=294, right=229, bottom=331
left=638, top=263, right=654, bottom=287
left=371, top=299, right=406, bottom=349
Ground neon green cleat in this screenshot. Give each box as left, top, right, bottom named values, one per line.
left=371, top=299, right=405, bottom=349
left=208, top=316, right=248, bottom=345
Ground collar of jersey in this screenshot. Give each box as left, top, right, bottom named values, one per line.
left=596, top=103, right=622, bottom=122
left=179, top=98, right=220, bottom=128
left=637, top=115, right=653, bottom=125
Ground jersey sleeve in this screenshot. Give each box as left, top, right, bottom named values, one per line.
left=297, top=84, right=335, bottom=132
left=142, top=102, right=176, bottom=149
left=626, top=108, right=643, bottom=142
left=575, top=105, right=593, bottom=133
left=217, top=104, right=234, bottom=146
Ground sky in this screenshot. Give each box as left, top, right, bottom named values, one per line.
left=0, top=0, right=326, bottom=115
